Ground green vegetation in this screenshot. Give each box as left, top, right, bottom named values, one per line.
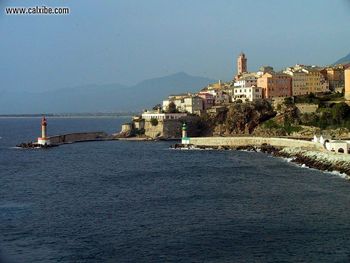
left=166, top=102, right=178, bottom=113
left=270, top=93, right=350, bottom=133
left=263, top=119, right=281, bottom=129
left=294, top=93, right=320, bottom=104
left=300, top=102, right=350, bottom=129
left=294, top=92, right=344, bottom=105
left=283, top=97, right=294, bottom=106
left=150, top=118, right=158, bottom=126
left=134, top=128, right=145, bottom=135
left=152, top=104, right=162, bottom=111
left=262, top=119, right=302, bottom=135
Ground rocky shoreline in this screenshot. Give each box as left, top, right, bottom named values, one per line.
left=276, top=148, right=350, bottom=177
left=172, top=143, right=350, bottom=178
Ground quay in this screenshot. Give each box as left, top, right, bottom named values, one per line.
left=179, top=136, right=324, bottom=151
left=177, top=123, right=324, bottom=151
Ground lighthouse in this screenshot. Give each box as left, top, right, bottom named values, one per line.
left=37, top=116, right=51, bottom=146
left=181, top=123, right=190, bottom=144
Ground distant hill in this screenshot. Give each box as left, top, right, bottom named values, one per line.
left=0, top=72, right=215, bottom=114
left=334, top=52, right=350, bottom=65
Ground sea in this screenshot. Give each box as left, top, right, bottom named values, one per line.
left=1, top=117, right=350, bottom=262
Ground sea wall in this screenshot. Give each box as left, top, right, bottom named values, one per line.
left=144, top=119, right=182, bottom=139
left=188, top=137, right=324, bottom=151
left=144, top=116, right=201, bottom=139
left=49, top=132, right=108, bottom=144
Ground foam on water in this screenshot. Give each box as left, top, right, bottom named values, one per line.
left=326, top=170, right=350, bottom=179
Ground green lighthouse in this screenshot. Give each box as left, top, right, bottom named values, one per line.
left=181, top=122, right=190, bottom=144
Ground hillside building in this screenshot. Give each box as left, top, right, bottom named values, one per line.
left=302, top=67, right=329, bottom=94
left=257, top=66, right=274, bottom=76
left=321, top=66, right=345, bottom=92
left=142, top=110, right=187, bottom=121
left=197, top=92, right=214, bottom=110
left=284, top=68, right=308, bottom=96
left=234, top=73, right=258, bottom=88
left=162, top=94, right=203, bottom=114
left=345, top=68, right=350, bottom=100
left=232, top=86, right=263, bottom=102
left=257, top=72, right=292, bottom=99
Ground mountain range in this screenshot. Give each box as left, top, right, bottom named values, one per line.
left=334, top=52, right=350, bottom=65
left=0, top=72, right=215, bottom=114
left=2, top=52, right=349, bottom=114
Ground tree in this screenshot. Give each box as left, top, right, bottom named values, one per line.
left=152, top=104, right=162, bottom=111
left=167, top=102, right=177, bottom=113
left=150, top=118, right=158, bottom=126
left=331, top=102, right=350, bottom=123
left=283, top=97, right=294, bottom=106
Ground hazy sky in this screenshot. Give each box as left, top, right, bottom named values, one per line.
left=1, top=0, right=350, bottom=92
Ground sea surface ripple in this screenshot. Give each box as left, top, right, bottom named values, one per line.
left=1, top=117, right=350, bottom=262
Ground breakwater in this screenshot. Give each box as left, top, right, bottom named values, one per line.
left=277, top=148, right=350, bottom=177
left=48, top=132, right=109, bottom=145
left=186, top=136, right=324, bottom=151
left=176, top=136, right=350, bottom=177
left=17, top=132, right=110, bottom=148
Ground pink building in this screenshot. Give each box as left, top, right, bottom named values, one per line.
left=257, top=72, right=292, bottom=99
left=198, top=92, right=214, bottom=110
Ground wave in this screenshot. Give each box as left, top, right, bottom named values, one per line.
left=327, top=170, right=349, bottom=179
left=281, top=157, right=295, bottom=163
left=289, top=159, right=350, bottom=180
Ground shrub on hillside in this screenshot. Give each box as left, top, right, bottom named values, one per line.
left=150, top=118, right=158, bottom=126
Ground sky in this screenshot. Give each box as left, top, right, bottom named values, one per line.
left=1, top=0, right=350, bottom=92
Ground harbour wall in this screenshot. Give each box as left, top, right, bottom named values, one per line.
left=144, top=116, right=200, bottom=139
left=188, top=137, right=325, bottom=151
left=144, top=119, right=182, bottom=139
left=49, top=132, right=108, bottom=145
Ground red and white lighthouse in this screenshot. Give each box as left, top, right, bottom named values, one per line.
left=37, top=116, right=51, bottom=146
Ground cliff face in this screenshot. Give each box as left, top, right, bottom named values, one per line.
left=199, top=100, right=276, bottom=136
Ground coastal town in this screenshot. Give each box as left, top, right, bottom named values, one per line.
left=120, top=53, right=350, bottom=146
left=17, top=53, right=350, bottom=175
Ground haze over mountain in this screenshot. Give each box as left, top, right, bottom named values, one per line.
left=0, top=72, right=215, bottom=114
left=334, top=52, right=350, bottom=65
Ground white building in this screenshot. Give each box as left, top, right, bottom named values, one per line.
left=234, top=73, right=258, bottom=88
left=142, top=111, right=187, bottom=121
left=232, top=86, right=262, bottom=102
left=162, top=94, right=203, bottom=114
left=313, top=135, right=350, bottom=154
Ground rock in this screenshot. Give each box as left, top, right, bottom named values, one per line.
left=199, top=100, right=276, bottom=136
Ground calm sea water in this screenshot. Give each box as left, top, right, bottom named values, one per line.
left=1, top=117, right=350, bottom=262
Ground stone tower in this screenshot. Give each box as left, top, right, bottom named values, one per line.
left=237, top=53, right=247, bottom=75
left=345, top=68, right=350, bottom=100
